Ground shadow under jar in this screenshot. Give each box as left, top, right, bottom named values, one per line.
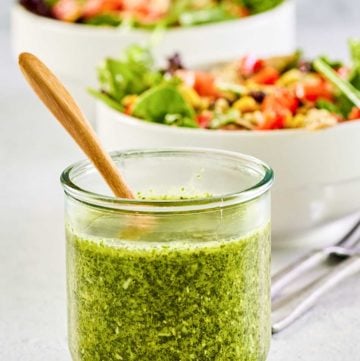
left=61, top=148, right=273, bottom=361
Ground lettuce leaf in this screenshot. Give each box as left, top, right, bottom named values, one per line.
left=96, top=45, right=162, bottom=102
left=132, top=84, right=196, bottom=127
left=84, top=14, right=122, bottom=27
left=241, top=0, right=283, bottom=14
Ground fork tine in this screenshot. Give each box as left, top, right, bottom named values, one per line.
left=271, top=217, right=360, bottom=299
left=336, top=218, right=360, bottom=249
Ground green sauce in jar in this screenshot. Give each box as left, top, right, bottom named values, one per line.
left=62, top=148, right=273, bottom=361
left=67, top=223, right=270, bottom=361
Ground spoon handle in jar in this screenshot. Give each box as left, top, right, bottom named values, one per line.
left=18, top=52, right=134, bottom=199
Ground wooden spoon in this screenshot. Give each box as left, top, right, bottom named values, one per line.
left=18, top=52, right=134, bottom=199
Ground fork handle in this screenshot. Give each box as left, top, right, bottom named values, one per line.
left=272, top=256, right=360, bottom=334
left=271, top=250, right=328, bottom=299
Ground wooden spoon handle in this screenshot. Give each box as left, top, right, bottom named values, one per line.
left=18, top=52, right=134, bottom=199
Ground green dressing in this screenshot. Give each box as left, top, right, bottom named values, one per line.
left=67, top=224, right=270, bottom=361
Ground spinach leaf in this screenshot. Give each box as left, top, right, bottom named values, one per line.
left=84, top=14, right=122, bottom=27
left=241, top=0, right=283, bottom=14
left=96, top=45, right=162, bottom=102
left=132, top=84, right=196, bottom=126
left=316, top=99, right=341, bottom=115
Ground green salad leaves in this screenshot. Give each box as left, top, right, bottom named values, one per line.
left=92, top=39, right=360, bottom=131
left=91, top=45, right=196, bottom=127
left=313, top=39, right=360, bottom=116
left=132, top=84, right=196, bottom=127
left=237, top=0, right=283, bottom=14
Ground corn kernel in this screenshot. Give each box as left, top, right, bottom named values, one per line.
left=179, top=85, right=201, bottom=108
left=233, top=96, right=259, bottom=113
left=277, top=69, right=303, bottom=86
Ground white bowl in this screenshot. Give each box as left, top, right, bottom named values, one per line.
left=96, top=101, right=360, bottom=238
left=11, top=1, right=295, bottom=119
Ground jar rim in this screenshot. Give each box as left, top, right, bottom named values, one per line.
left=60, top=148, right=274, bottom=212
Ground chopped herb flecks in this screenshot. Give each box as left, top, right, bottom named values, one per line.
left=67, top=224, right=270, bottom=361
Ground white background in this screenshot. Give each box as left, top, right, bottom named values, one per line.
left=1, top=1, right=360, bottom=360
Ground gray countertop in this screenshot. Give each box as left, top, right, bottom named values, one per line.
left=1, top=1, right=360, bottom=359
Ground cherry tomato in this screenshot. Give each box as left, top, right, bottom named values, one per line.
left=83, top=0, right=122, bottom=18
left=257, top=89, right=298, bottom=130
left=262, top=89, right=299, bottom=114
left=122, top=0, right=169, bottom=22
left=348, top=107, right=360, bottom=120
left=194, top=71, right=220, bottom=97
left=250, top=66, right=280, bottom=85
left=177, top=71, right=219, bottom=98
left=256, top=108, right=290, bottom=130
left=196, top=111, right=212, bottom=128
left=295, top=76, right=333, bottom=102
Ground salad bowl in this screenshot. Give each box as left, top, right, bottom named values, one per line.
left=11, top=1, right=295, bottom=118
left=94, top=42, right=360, bottom=238
left=97, top=103, right=360, bottom=238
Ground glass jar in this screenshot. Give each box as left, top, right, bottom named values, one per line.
left=61, top=148, right=273, bottom=361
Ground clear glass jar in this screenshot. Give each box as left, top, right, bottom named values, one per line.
left=61, top=148, right=273, bottom=361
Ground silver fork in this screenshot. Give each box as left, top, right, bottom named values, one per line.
left=271, top=218, right=360, bottom=334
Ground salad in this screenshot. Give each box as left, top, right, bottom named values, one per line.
left=92, top=40, right=360, bottom=131
left=20, top=0, right=283, bottom=27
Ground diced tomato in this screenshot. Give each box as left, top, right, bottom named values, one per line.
left=250, top=66, right=280, bottom=85
left=122, top=0, right=169, bottom=22
left=196, top=111, right=213, bottom=128
left=257, top=89, right=298, bottom=130
left=83, top=0, right=122, bottom=18
left=262, top=89, right=299, bottom=114
left=348, top=107, right=360, bottom=120
left=177, top=70, right=220, bottom=98
left=238, top=55, right=265, bottom=77
left=52, top=0, right=82, bottom=21
left=123, top=0, right=169, bottom=12
left=295, top=76, right=333, bottom=102
left=256, top=109, right=290, bottom=130
left=193, top=71, right=220, bottom=97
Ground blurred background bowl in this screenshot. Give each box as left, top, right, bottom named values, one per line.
left=96, top=101, right=360, bottom=239
left=11, top=1, right=295, bottom=119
